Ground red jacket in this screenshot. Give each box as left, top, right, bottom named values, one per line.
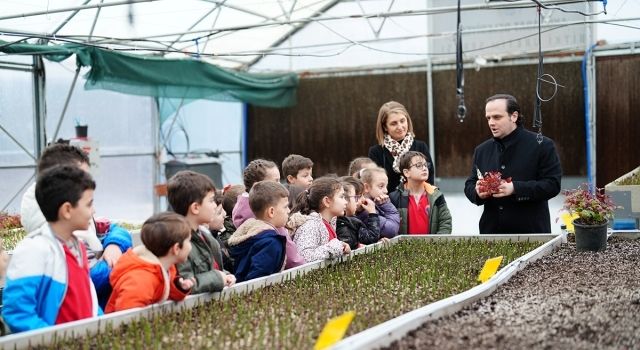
left=106, top=246, right=189, bottom=313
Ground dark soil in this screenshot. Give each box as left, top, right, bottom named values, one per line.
left=387, top=237, right=640, bottom=350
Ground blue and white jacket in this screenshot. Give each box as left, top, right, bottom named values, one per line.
left=2, top=225, right=101, bottom=333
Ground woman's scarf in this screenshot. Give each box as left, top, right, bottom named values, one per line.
left=383, top=132, right=414, bottom=173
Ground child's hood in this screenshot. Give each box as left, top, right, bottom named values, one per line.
left=227, top=218, right=275, bottom=246
left=231, top=193, right=253, bottom=228
left=110, top=246, right=164, bottom=285
left=285, top=212, right=310, bottom=237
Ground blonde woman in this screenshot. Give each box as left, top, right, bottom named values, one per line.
left=368, top=101, right=435, bottom=192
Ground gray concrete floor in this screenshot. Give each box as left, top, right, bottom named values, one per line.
left=436, top=177, right=586, bottom=235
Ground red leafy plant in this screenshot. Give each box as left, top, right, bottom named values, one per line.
left=478, top=171, right=512, bottom=194
left=0, top=211, right=22, bottom=230
left=562, top=184, right=618, bottom=226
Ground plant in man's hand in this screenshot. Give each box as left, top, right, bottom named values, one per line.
left=478, top=171, right=512, bottom=194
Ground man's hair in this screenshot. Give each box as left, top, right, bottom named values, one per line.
left=339, top=176, right=364, bottom=196
left=249, top=181, right=289, bottom=216
left=222, top=184, right=245, bottom=214
left=398, top=151, right=429, bottom=173
left=37, top=143, right=90, bottom=173
left=141, top=212, right=191, bottom=257
left=35, top=165, right=96, bottom=222
left=486, top=94, right=524, bottom=126
left=167, top=171, right=216, bottom=216
left=348, top=157, right=375, bottom=177
left=282, top=154, right=313, bottom=181
left=243, top=159, right=278, bottom=191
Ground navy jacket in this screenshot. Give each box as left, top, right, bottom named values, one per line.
left=464, top=126, right=562, bottom=234
left=228, top=219, right=286, bottom=282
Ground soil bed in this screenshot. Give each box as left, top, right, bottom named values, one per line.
left=388, top=236, right=640, bottom=350
left=38, top=238, right=540, bottom=349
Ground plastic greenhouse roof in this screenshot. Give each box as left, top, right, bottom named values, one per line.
left=0, top=0, right=637, bottom=73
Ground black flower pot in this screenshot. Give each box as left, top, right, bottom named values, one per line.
left=573, top=219, right=608, bottom=252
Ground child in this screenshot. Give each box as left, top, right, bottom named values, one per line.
left=390, top=151, right=452, bottom=234
left=207, top=190, right=235, bottom=273
left=348, top=157, right=377, bottom=178
left=336, top=176, right=381, bottom=250
left=20, top=143, right=132, bottom=308
left=233, top=159, right=305, bottom=269
left=228, top=181, right=289, bottom=282
left=291, top=177, right=351, bottom=262
left=168, top=171, right=236, bottom=294
left=356, top=167, right=400, bottom=238
left=106, top=212, right=194, bottom=312
left=282, top=154, right=314, bottom=189
left=221, top=184, right=245, bottom=241
left=3, top=165, right=100, bottom=332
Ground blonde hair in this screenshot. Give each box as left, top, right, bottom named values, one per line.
left=360, top=167, right=387, bottom=186
left=375, top=101, right=415, bottom=145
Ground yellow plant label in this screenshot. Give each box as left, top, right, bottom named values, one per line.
left=314, top=311, right=356, bottom=350
left=478, top=256, right=504, bottom=283
left=560, top=212, right=580, bottom=233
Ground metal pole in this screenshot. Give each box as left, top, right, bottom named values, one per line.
left=426, top=58, right=436, bottom=177
left=587, top=2, right=598, bottom=186
left=0, top=0, right=158, bottom=21
left=32, top=55, right=47, bottom=157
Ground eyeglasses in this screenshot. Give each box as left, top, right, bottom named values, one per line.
left=344, top=195, right=361, bottom=201
left=409, top=162, right=428, bottom=170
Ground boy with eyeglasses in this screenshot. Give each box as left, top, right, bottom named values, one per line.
left=335, top=176, right=382, bottom=250
left=390, top=152, right=452, bottom=235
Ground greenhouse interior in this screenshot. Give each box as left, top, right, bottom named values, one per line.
left=0, top=0, right=639, bottom=348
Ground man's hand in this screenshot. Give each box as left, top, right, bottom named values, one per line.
left=102, top=244, right=123, bottom=268
left=493, top=181, right=515, bottom=198
left=475, top=180, right=491, bottom=199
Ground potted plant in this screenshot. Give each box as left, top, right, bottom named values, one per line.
left=562, top=184, right=618, bottom=251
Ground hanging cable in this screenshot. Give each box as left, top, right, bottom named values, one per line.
left=532, top=5, right=544, bottom=143
left=455, top=0, right=466, bottom=122
left=532, top=4, right=564, bottom=144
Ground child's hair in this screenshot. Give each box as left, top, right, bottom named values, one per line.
left=398, top=151, right=428, bottom=173
left=222, top=184, right=245, bottom=214
left=286, top=184, right=307, bottom=209
left=291, top=177, right=342, bottom=215
left=360, top=167, right=387, bottom=186
left=249, top=181, right=289, bottom=216
left=348, top=157, right=375, bottom=177
left=339, top=176, right=364, bottom=195
left=167, top=170, right=216, bottom=216
left=140, top=212, right=191, bottom=257
left=243, top=159, right=278, bottom=191
left=282, top=154, right=313, bottom=180
left=35, top=165, right=96, bottom=222
left=38, top=143, right=90, bottom=173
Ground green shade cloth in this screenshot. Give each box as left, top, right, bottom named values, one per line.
left=0, top=40, right=298, bottom=115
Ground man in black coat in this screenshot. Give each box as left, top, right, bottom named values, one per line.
left=464, top=94, right=562, bottom=234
